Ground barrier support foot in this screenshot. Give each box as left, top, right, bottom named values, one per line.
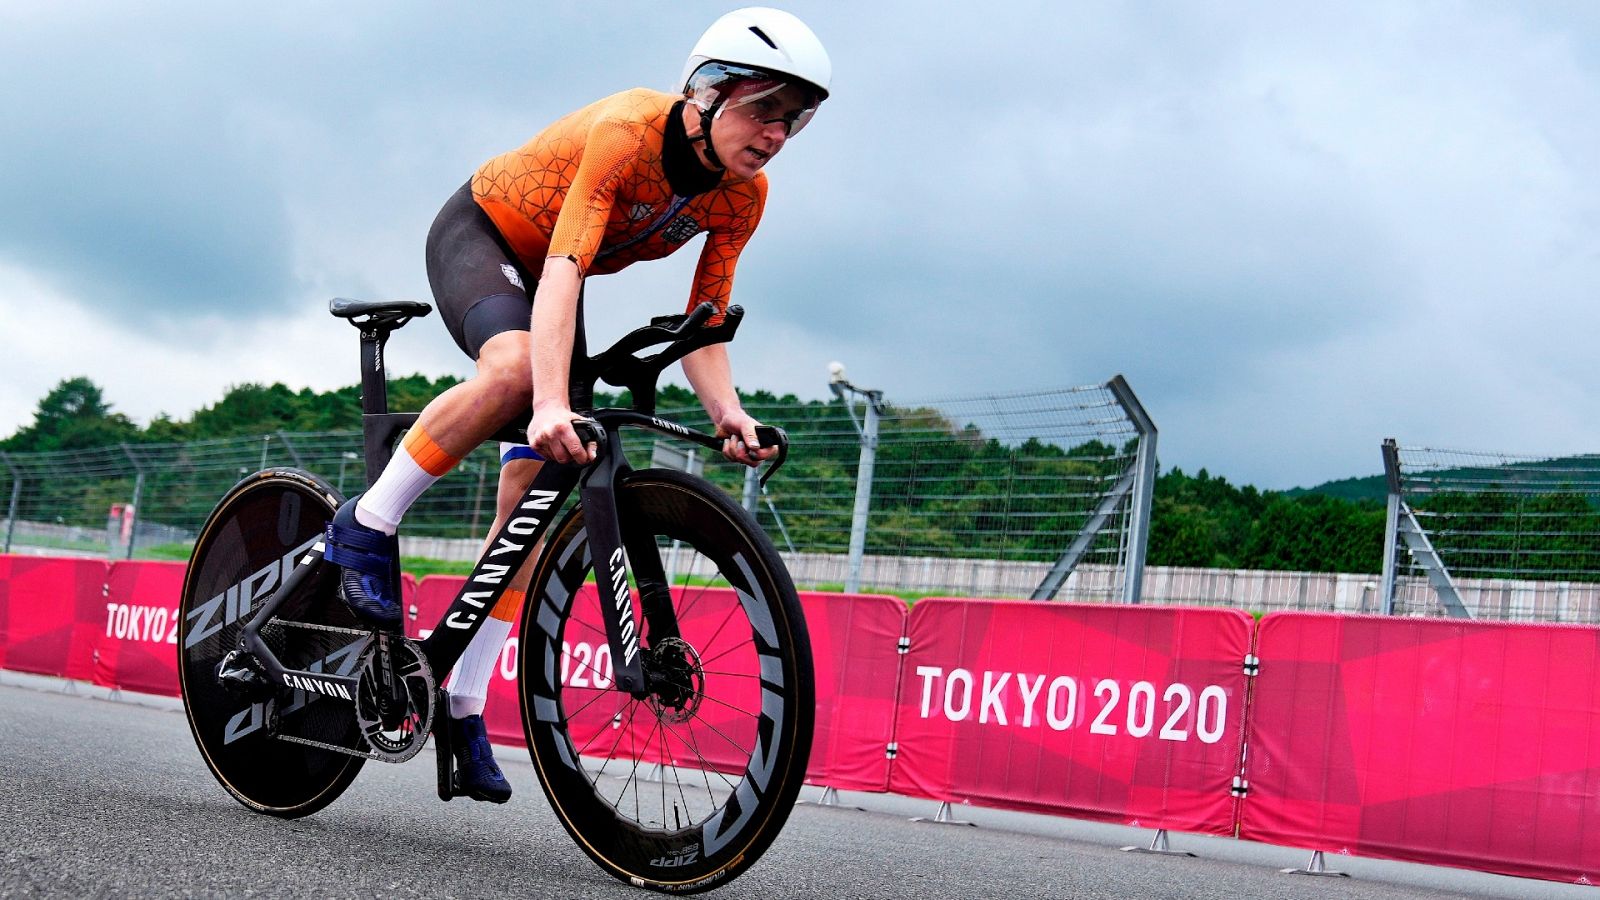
left=799, top=785, right=864, bottom=811
left=1281, top=850, right=1348, bottom=877
left=1120, top=829, right=1195, bottom=857
left=911, top=801, right=975, bottom=827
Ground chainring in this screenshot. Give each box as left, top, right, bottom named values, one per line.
left=353, top=637, right=436, bottom=763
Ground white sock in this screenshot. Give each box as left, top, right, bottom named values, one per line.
left=448, top=614, right=514, bottom=719
left=355, top=426, right=458, bottom=534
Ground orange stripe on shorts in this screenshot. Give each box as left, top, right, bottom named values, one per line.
left=401, top=425, right=459, bottom=477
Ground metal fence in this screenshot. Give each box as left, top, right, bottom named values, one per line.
left=1380, top=439, right=1600, bottom=620
left=0, top=383, right=1156, bottom=599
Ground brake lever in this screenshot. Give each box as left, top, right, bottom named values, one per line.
left=569, top=418, right=607, bottom=462
left=751, top=425, right=788, bottom=488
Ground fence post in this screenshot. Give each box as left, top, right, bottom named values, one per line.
left=742, top=464, right=759, bottom=515
left=0, top=452, right=19, bottom=555
left=829, top=365, right=883, bottom=595
left=1106, top=375, right=1157, bottom=604
left=120, top=443, right=146, bottom=560
left=275, top=430, right=305, bottom=469
left=1380, top=439, right=1402, bottom=615
left=471, top=458, right=488, bottom=538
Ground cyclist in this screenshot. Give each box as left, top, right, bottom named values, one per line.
left=321, top=7, right=831, bottom=803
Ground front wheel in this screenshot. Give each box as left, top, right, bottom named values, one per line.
left=519, top=469, right=814, bottom=893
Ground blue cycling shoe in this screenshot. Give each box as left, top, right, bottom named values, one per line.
left=451, top=714, right=512, bottom=803
left=323, top=497, right=402, bottom=630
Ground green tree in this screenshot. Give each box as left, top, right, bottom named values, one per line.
left=0, top=377, right=142, bottom=452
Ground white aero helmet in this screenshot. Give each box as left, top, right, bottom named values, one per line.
left=679, top=8, right=831, bottom=166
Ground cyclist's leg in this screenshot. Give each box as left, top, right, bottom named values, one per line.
left=441, top=450, right=543, bottom=802
left=327, top=183, right=535, bottom=627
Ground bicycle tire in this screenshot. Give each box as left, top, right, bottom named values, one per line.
left=519, top=468, right=814, bottom=894
left=178, top=467, right=367, bottom=818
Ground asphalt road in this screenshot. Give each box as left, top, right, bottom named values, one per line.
left=0, top=674, right=1584, bottom=899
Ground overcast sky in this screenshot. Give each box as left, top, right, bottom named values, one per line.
left=2, top=2, right=1596, bottom=489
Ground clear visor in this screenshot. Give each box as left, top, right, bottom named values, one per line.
left=686, top=63, right=823, bottom=136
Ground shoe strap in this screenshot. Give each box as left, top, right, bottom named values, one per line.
left=324, top=522, right=394, bottom=579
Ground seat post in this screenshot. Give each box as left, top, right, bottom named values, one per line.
left=357, top=324, right=419, bottom=490
left=358, top=325, right=393, bottom=418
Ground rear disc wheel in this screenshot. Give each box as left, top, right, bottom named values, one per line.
left=178, top=468, right=367, bottom=817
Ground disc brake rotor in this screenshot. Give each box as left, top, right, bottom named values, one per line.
left=644, top=636, right=704, bottom=724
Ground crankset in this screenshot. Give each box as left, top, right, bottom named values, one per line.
left=247, top=621, right=436, bottom=764
left=352, top=633, right=436, bottom=763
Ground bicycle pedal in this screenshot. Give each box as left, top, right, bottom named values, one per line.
left=433, top=689, right=454, bottom=802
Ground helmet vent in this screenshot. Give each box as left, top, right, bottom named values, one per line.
left=747, top=25, right=779, bottom=50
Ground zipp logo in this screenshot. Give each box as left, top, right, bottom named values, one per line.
left=186, top=535, right=320, bottom=648
left=650, top=845, right=700, bottom=868
left=281, top=673, right=353, bottom=700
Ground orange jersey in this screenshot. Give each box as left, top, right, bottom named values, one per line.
left=471, top=88, right=766, bottom=322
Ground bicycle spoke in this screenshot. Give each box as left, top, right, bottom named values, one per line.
left=590, top=700, right=643, bottom=788
left=575, top=700, right=630, bottom=761
left=565, top=688, right=619, bottom=727
left=670, top=719, right=741, bottom=792
left=616, top=713, right=663, bottom=822
left=698, top=639, right=755, bottom=670
left=673, top=554, right=719, bottom=621
left=564, top=650, right=615, bottom=689
left=681, top=711, right=755, bottom=763
left=692, top=691, right=762, bottom=720
left=689, top=601, right=745, bottom=663
left=568, top=611, right=609, bottom=642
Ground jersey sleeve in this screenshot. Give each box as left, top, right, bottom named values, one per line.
left=547, top=118, right=644, bottom=276
left=689, top=178, right=767, bottom=325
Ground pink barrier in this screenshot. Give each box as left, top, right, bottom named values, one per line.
left=798, top=591, right=906, bottom=792
left=96, top=561, right=185, bottom=696
left=0, top=555, right=108, bottom=681
left=414, top=575, right=909, bottom=790
left=1242, top=613, right=1600, bottom=884
left=13, top=552, right=1600, bottom=887
left=889, top=598, right=1252, bottom=834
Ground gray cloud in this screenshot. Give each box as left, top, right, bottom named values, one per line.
left=2, top=2, right=1597, bottom=488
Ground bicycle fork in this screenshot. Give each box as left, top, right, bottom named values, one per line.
left=578, top=434, right=679, bottom=697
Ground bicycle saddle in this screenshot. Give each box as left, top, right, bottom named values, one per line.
left=329, top=297, right=433, bottom=328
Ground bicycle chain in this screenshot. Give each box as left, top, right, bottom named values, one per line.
left=268, top=619, right=381, bottom=638
left=260, top=622, right=429, bottom=763
left=271, top=729, right=387, bottom=761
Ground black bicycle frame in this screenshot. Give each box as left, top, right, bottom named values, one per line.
left=233, top=300, right=784, bottom=704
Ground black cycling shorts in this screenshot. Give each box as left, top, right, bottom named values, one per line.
left=426, top=182, right=539, bottom=360
left=426, top=181, right=591, bottom=414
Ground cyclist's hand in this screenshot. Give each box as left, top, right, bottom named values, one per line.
left=529, top=401, right=595, bottom=465
left=716, top=411, right=777, bottom=467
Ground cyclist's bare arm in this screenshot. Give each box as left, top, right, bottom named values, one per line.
left=528, top=256, right=593, bottom=465
left=683, top=342, right=776, bottom=466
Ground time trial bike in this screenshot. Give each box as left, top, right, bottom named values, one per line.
left=177, top=297, right=813, bottom=894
